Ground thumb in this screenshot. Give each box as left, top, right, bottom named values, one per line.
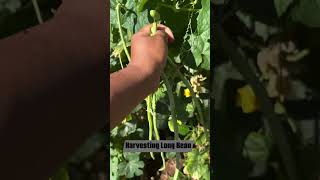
left=156, top=24, right=175, bottom=44
left=154, top=30, right=169, bottom=43
left=139, top=24, right=175, bottom=43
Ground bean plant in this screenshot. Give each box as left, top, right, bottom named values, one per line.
left=110, top=0, right=210, bottom=179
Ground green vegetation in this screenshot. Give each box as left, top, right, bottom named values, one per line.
left=110, top=0, right=210, bottom=179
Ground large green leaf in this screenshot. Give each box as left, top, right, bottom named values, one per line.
left=111, top=122, right=138, bottom=138
left=137, top=0, right=149, bottom=12
left=134, top=10, right=149, bottom=33
left=118, top=152, right=145, bottom=178
left=110, top=148, right=120, bottom=180
left=183, top=149, right=209, bottom=179
left=197, top=0, right=210, bottom=35
left=122, top=1, right=150, bottom=33
left=188, top=0, right=210, bottom=70
left=290, top=0, right=320, bottom=27
left=110, top=156, right=119, bottom=180
left=186, top=102, right=195, bottom=118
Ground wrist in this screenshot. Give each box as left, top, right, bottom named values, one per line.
left=127, top=62, right=161, bottom=92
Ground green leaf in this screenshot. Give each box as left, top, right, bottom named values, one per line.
left=137, top=0, right=149, bottom=12
left=154, top=84, right=167, bottom=102
left=274, top=0, right=293, bottom=17
left=197, top=0, right=210, bottom=35
left=118, top=152, right=145, bottom=178
left=166, top=152, right=177, bottom=159
left=188, top=0, right=210, bottom=70
left=109, top=1, right=211, bottom=178
left=202, top=166, right=210, bottom=180
left=110, top=156, right=119, bottom=180
left=168, top=118, right=190, bottom=136
left=195, top=131, right=208, bottom=145
left=122, top=12, right=135, bottom=33
left=183, top=149, right=209, bottom=179
left=111, top=126, right=119, bottom=137
left=134, top=10, right=150, bottom=32
left=121, top=1, right=149, bottom=33
left=188, top=0, right=210, bottom=69
left=118, top=122, right=137, bottom=137
left=188, top=34, right=205, bottom=66
left=200, top=53, right=210, bottom=70
left=291, top=0, right=320, bottom=27
left=170, top=168, right=188, bottom=180
left=110, top=143, right=122, bottom=179
left=186, top=103, right=195, bottom=117
left=123, top=152, right=140, bottom=161
left=242, top=132, right=270, bottom=162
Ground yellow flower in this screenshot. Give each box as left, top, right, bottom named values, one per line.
left=184, top=88, right=191, bottom=98
left=237, top=85, right=259, bottom=113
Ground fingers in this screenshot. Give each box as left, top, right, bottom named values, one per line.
left=156, top=24, right=175, bottom=43
left=138, top=24, right=175, bottom=44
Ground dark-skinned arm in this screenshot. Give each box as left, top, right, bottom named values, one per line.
left=110, top=24, right=174, bottom=128
left=0, top=0, right=107, bottom=179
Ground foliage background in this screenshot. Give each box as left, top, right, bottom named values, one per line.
left=110, top=0, right=210, bottom=179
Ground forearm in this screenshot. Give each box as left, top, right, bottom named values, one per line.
left=0, top=0, right=106, bottom=94
left=110, top=64, right=159, bottom=128
left=110, top=23, right=173, bottom=128
left=0, top=1, right=108, bottom=179
left=0, top=65, right=106, bottom=180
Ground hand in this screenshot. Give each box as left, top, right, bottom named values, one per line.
left=110, top=24, right=174, bottom=127
left=128, top=24, right=174, bottom=90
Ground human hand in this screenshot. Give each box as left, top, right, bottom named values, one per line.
left=128, top=24, right=174, bottom=90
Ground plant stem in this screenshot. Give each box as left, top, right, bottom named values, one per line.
left=162, top=73, right=181, bottom=170
left=116, top=3, right=131, bottom=62
left=173, top=168, right=179, bottom=180
left=167, top=56, right=204, bottom=125
left=31, top=0, right=43, bottom=24
left=118, top=54, right=124, bottom=69
left=162, top=74, right=179, bottom=141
